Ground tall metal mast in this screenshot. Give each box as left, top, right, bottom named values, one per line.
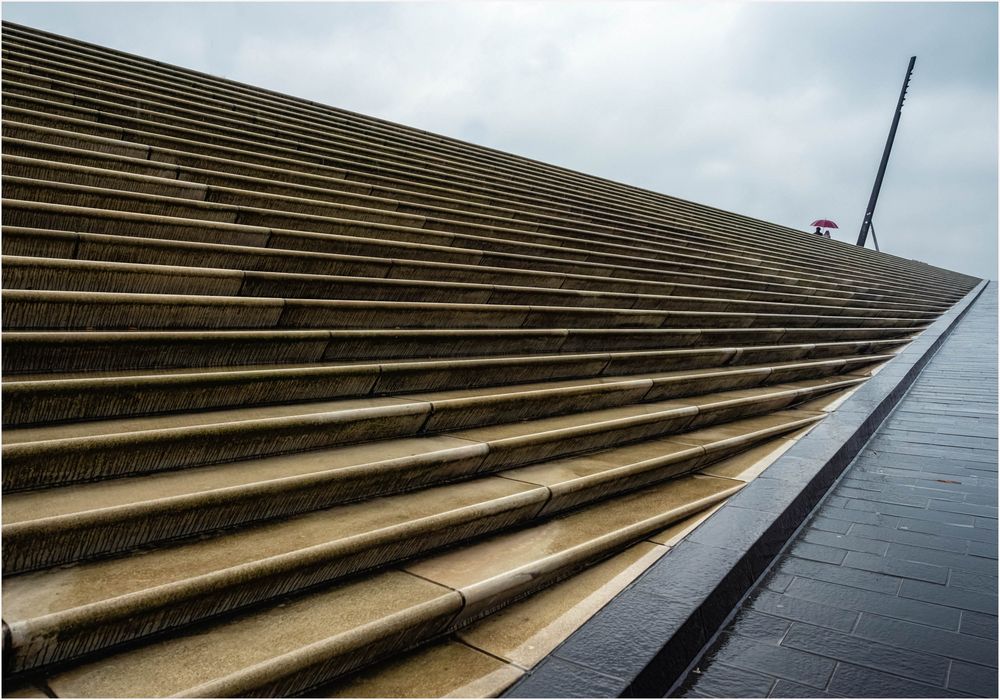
left=857, top=56, right=916, bottom=248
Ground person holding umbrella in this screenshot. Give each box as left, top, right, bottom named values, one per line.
left=811, top=219, right=838, bottom=238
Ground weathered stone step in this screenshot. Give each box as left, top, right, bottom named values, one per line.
left=0, top=27, right=949, bottom=282
left=5, top=224, right=951, bottom=311
left=3, top=473, right=552, bottom=672
left=0, top=55, right=976, bottom=292
left=1, top=376, right=862, bottom=491
left=2, top=350, right=885, bottom=425
left=25, top=567, right=463, bottom=697
left=0, top=141, right=960, bottom=293
left=7, top=196, right=914, bottom=306
left=8, top=467, right=742, bottom=695
left=0, top=102, right=970, bottom=298
left=2, top=289, right=928, bottom=333
left=1, top=328, right=912, bottom=375
left=3, top=72, right=922, bottom=284
left=1, top=156, right=827, bottom=282
left=2, top=409, right=818, bottom=574
left=2, top=256, right=941, bottom=322
left=0, top=56, right=873, bottom=274
left=316, top=430, right=812, bottom=698
left=0, top=132, right=971, bottom=299
left=3, top=420, right=803, bottom=633
left=6, top=337, right=897, bottom=383
left=0, top=142, right=813, bottom=272
left=1, top=179, right=951, bottom=304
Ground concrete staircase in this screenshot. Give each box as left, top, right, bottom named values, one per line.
left=0, top=21, right=980, bottom=697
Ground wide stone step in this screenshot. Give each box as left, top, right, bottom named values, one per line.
left=0, top=28, right=959, bottom=285
left=1, top=328, right=912, bottom=375
left=0, top=107, right=968, bottom=300
left=2, top=409, right=819, bottom=573
left=4, top=224, right=951, bottom=312
left=2, top=352, right=887, bottom=426
left=0, top=152, right=958, bottom=294
left=11, top=338, right=894, bottom=432
left=0, top=130, right=972, bottom=299
left=0, top=62, right=976, bottom=293
left=2, top=256, right=941, bottom=321
left=0, top=71, right=928, bottom=284
left=0, top=157, right=815, bottom=280
left=1, top=289, right=930, bottom=333
left=1, top=181, right=951, bottom=304
left=3, top=466, right=743, bottom=682
left=1, top=376, right=862, bottom=491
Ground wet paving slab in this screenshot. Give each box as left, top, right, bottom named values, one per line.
left=676, top=283, right=998, bottom=698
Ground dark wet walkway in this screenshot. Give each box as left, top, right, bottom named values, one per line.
left=677, top=282, right=998, bottom=698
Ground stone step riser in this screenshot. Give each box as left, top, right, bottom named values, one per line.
left=1, top=177, right=949, bottom=303
left=0, top=98, right=968, bottom=292
left=1, top=329, right=910, bottom=375
left=0, top=144, right=963, bottom=294
left=0, top=66, right=978, bottom=292
left=7, top=352, right=885, bottom=427
left=1, top=256, right=939, bottom=320
left=2, top=413, right=813, bottom=576
left=5, top=471, right=740, bottom=681
left=2, top=352, right=884, bottom=426
left=2, top=289, right=926, bottom=334
left=2, top=29, right=980, bottom=292
left=1, top=378, right=859, bottom=492
left=1, top=76, right=947, bottom=288
left=5, top=223, right=949, bottom=311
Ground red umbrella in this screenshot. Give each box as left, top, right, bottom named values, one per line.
left=810, top=219, right=838, bottom=229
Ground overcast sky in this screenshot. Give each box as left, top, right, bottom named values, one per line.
left=4, top=1, right=997, bottom=279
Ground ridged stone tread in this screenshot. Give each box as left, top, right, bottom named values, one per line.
left=0, top=20, right=980, bottom=697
